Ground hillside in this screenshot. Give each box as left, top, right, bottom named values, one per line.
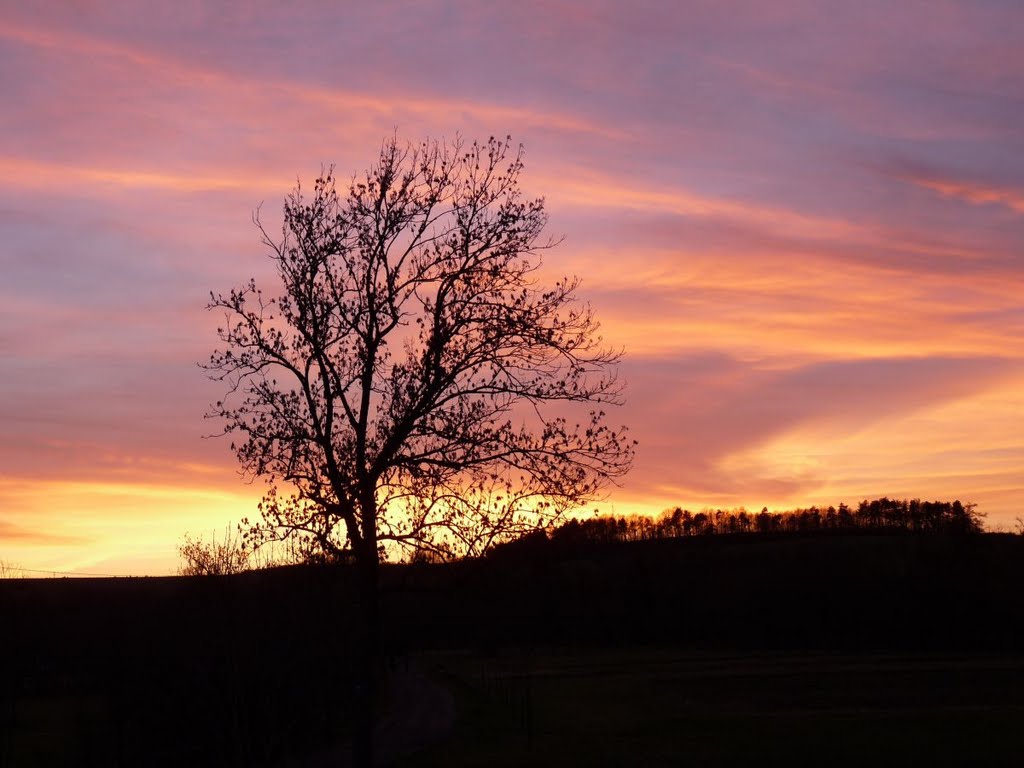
left=3, top=532, right=1023, bottom=765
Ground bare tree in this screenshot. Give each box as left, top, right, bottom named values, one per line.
left=203, top=135, right=633, bottom=764
left=178, top=527, right=251, bottom=576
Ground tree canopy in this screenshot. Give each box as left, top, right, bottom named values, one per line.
left=204, top=135, right=634, bottom=565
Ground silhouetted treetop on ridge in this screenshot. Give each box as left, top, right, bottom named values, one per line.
left=489, top=497, right=984, bottom=560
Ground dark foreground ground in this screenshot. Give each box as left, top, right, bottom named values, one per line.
left=404, top=647, right=1024, bottom=767
left=3, top=532, right=1024, bottom=766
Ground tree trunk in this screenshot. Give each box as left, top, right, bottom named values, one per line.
left=352, top=536, right=380, bottom=767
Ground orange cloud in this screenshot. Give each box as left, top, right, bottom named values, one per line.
left=561, top=238, right=1024, bottom=362
left=910, top=176, right=1024, bottom=215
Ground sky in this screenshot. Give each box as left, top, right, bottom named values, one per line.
left=2, top=1, right=1023, bottom=575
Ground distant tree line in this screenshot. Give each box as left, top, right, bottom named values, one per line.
left=182, top=497, right=985, bottom=574
left=533, top=497, right=985, bottom=550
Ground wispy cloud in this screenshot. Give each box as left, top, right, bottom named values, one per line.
left=903, top=172, right=1024, bottom=215
left=0, top=520, right=89, bottom=546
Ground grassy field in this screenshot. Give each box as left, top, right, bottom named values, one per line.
left=399, top=647, right=1024, bottom=767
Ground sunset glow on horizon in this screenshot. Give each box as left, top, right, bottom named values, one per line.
left=3, top=1, right=1023, bottom=575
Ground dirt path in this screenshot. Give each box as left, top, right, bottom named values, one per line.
left=307, top=661, right=456, bottom=767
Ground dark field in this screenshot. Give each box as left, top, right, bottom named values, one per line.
left=405, top=648, right=1024, bottom=766
left=3, top=532, right=1024, bottom=766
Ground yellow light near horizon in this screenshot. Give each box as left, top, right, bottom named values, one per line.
left=1, top=477, right=263, bottom=576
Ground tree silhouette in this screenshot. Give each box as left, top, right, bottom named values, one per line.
left=202, top=135, right=633, bottom=765
left=497, top=497, right=985, bottom=558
